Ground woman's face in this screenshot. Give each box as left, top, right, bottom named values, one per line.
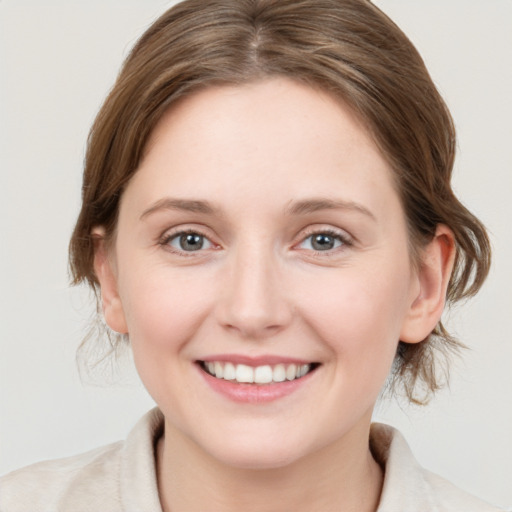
left=101, top=78, right=423, bottom=469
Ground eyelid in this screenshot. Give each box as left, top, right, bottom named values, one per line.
left=157, top=224, right=353, bottom=256
left=158, top=225, right=220, bottom=255
left=294, top=226, right=354, bottom=253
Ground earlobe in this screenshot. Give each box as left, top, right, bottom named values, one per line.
left=400, top=225, right=455, bottom=344
left=92, top=227, right=128, bottom=334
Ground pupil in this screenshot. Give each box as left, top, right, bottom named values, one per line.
left=312, top=234, right=334, bottom=251
left=180, top=233, right=203, bottom=251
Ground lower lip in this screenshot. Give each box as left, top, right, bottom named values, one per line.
left=197, top=364, right=315, bottom=403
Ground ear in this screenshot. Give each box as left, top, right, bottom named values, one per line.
left=400, top=225, right=455, bottom=343
left=92, top=227, right=128, bottom=334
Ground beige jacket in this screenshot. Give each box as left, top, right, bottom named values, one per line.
left=0, top=408, right=504, bottom=512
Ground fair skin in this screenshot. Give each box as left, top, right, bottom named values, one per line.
left=94, top=78, right=454, bottom=512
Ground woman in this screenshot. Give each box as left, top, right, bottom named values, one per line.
left=0, top=1, right=506, bottom=510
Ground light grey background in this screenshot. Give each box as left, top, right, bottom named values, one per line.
left=1, top=1, right=511, bottom=508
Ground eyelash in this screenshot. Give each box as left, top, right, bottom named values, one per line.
left=159, top=228, right=216, bottom=257
left=297, top=228, right=353, bottom=257
left=158, top=227, right=352, bottom=256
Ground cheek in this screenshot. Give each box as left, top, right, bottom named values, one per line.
left=296, top=264, right=412, bottom=374
left=118, top=265, right=217, bottom=355
left=118, top=265, right=219, bottom=415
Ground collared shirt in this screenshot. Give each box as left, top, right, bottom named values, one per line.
left=0, top=408, right=504, bottom=511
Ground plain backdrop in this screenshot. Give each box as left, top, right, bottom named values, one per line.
left=1, top=1, right=511, bottom=508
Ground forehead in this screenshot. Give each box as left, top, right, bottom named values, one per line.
left=124, top=77, right=401, bottom=223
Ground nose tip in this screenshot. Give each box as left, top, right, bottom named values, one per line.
left=215, top=251, right=293, bottom=339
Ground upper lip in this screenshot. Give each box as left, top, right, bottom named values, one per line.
left=199, top=354, right=316, bottom=366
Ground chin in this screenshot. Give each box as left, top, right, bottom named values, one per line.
left=215, top=446, right=302, bottom=471
left=198, top=430, right=310, bottom=471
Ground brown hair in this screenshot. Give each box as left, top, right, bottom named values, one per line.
left=69, top=0, right=491, bottom=403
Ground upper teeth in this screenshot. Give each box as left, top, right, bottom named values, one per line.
left=204, top=362, right=311, bottom=384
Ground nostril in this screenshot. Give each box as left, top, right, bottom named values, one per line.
left=221, top=320, right=286, bottom=339
left=217, top=296, right=294, bottom=339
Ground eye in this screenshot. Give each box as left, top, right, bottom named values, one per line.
left=164, top=231, right=214, bottom=252
left=298, top=230, right=348, bottom=252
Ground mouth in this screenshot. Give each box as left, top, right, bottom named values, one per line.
left=198, top=360, right=320, bottom=385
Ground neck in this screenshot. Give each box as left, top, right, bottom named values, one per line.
left=156, top=416, right=383, bottom=512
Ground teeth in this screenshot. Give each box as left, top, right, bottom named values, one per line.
left=254, top=365, right=273, bottom=384
left=273, top=364, right=286, bottom=382
left=236, top=364, right=254, bottom=383
left=204, top=361, right=314, bottom=384
left=223, top=362, right=236, bottom=380
left=286, top=364, right=296, bottom=381
left=214, top=361, right=224, bottom=379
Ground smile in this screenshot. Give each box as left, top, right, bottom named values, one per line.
left=200, top=361, right=318, bottom=385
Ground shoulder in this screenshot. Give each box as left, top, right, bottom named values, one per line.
left=371, top=423, right=505, bottom=512
left=0, top=441, right=124, bottom=512
left=422, top=469, right=505, bottom=512
left=0, top=408, right=164, bottom=512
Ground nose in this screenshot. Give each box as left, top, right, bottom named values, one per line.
left=215, top=242, right=293, bottom=340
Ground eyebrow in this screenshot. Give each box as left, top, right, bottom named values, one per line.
left=140, top=198, right=220, bottom=219
left=285, top=198, right=376, bottom=220
left=140, top=196, right=376, bottom=221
